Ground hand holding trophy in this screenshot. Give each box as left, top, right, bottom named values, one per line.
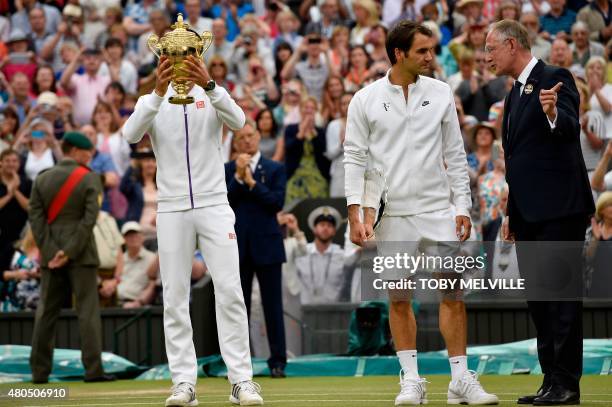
left=147, top=13, right=213, bottom=104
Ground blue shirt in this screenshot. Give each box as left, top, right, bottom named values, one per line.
left=540, top=9, right=577, bottom=36
left=210, top=3, right=254, bottom=41
left=91, top=151, right=117, bottom=212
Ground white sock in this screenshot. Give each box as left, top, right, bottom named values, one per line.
left=397, top=350, right=419, bottom=379
left=449, top=355, right=468, bottom=381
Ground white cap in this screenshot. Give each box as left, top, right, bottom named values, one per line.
left=121, top=221, right=142, bottom=235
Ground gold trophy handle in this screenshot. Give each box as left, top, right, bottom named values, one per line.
left=198, top=31, right=214, bottom=58
left=147, top=34, right=161, bottom=58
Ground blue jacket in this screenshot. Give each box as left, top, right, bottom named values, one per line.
left=225, top=156, right=287, bottom=266
left=119, top=166, right=144, bottom=223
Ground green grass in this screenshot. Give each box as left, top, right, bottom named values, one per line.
left=0, top=375, right=611, bottom=406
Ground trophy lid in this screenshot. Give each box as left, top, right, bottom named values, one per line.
left=160, top=13, right=202, bottom=50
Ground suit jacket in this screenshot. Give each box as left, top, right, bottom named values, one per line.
left=502, top=60, right=595, bottom=223
left=29, top=159, right=102, bottom=267
left=225, top=155, right=287, bottom=266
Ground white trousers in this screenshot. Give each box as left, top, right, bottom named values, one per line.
left=157, top=205, right=252, bottom=386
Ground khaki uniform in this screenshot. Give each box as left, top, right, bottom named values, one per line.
left=28, top=158, right=104, bottom=381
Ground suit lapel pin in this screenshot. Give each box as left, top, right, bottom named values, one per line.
left=524, top=84, right=534, bottom=95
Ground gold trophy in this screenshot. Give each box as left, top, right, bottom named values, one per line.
left=147, top=13, right=213, bottom=104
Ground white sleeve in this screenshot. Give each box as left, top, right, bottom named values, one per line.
left=208, top=85, right=246, bottom=131
left=121, top=91, right=164, bottom=144
left=441, top=86, right=472, bottom=218
left=343, top=94, right=369, bottom=207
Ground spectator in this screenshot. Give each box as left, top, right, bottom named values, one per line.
left=6, top=72, right=35, bottom=124
left=209, top=19, right=235, bottom=64
left=583, top=192, right=612, bottom=298
left=120, top=150, right=158, bottom=243
left=305, top=0, right=346, bottom=39
left=244, top=54, right=280, bottom=107
left=255, top=108, right=283, bottom=161
left=40, top=5, right=85, bottom=73
left=0, top=106, right=20, bottom=148
left=274, top=42, right=293, bottom=86
left=295, top=206, right=346, bottom=304
left=99, top=38, right=138, bottom=95
left=344, top=45, right=372, bottom=92
left=591, top=141, right=612, bottom=192
left=208, top=55, right=235, bottom=93
left=0, top=14, right=9, bottom=44
left=284, top=97, right=330, bottom=204
left=0, top=148, right=31, bottom=274
left=94, top=7, right=124, bottom=51
left=540, top=0, right=576, bottom=40
left=274, top=10, right=303, bottom=52
left=281, top=34, right=331, bottom=101
left=328, top=26, right=350, bottom=77
left=495, top=0, right=521, bottom=21
left=448, top=21, right=487, bottom=65
left=549, top=37, right=573, bottom=67
left=13, top=118, right=62, bottom=181
left=456, top=49, right=507, bottom=121
left=230, top=26, right=275, bottom=81
left=453, top=0, right=484, bottom=31
left=122, top=0, right=160, bottom=47
left=576, top=80, right=606, bottom=176
left=520, top=11, right=552, bottom=61
left=1, top=29, right=37, bottom=84
left=585, top=56, right=612, bottom=134
left=184, top=0, right=213, bottom=33
left=94, top=209, right=124, bottom=308
left=210, top=0, right=255, bottom=41
left=81, top=123, right=119, bottom=212
left=325, top=92, right=352, bottom=198
left=366, top=24, right=389, bottom=64
left=28, top=7, right=52, bottom=55
left=350, top=0, right=379, bottom=46
left=117, top=222, right=157, bottom=308
left=35, top=91, right=71, bottom=140
left=135, top=9, right=170, bottom=70
left=92, top=100, right=130, bottom=177
left=467, top=122, right=498, bottom=176
left=570, top=21, right=606, bottom=67
left=478, top=153, right=506, bottom=242
left=103, top=81, right=129, bottom=125
left=10, top=0, right=61, bottom=36
left=31, top=65, right=61, bottom=97
left=1, top=227, right=41, bottom=312
left=577, top=0, right=612, bottom=44
left=447, top=48, right=475, bottom=92
left=320, top=74, right=346, bottom=124
left=273, top=78, right=304, bottom=129
left=59, top=48, right=111, bottom=126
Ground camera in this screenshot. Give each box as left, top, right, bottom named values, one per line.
left=243, top=36, right=253, bottom=46
left=308, top=36, right=322, bottom=44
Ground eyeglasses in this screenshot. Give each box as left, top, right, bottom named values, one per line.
left=484, top=38, right=510, bottom=54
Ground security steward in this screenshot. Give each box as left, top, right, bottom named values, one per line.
left=29, top=132, right=115, bottom=383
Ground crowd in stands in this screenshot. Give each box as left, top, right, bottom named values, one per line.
left=0, top=0, right=611, bottom=314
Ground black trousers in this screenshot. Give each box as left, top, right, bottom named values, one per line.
left=511, top=211, right=587, bottom=393
left=239, top=259, right=287, bottom=370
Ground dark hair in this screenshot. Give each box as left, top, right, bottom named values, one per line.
left=274, top=41, right=293, bottom=84
left=255, top=108, right=279, bottom=138
left=1, top=106, right=21, bottom=134
left=105, top=37, right=123, bottom=49
left=32, top=64, right=57, bottom=95
left=386, top=20, right=433, bottom=65
left=0, top=148, right=19, bottom=161
left=105, top=81, right=126, bottom=97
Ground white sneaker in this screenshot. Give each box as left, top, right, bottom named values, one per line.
left=165, top=382, right=198, bottom=407
left=229, top=380, right=264, bottom=405
left=395, top=370, right=428, bottom=405
left=447, top=370, right=499, bottom=405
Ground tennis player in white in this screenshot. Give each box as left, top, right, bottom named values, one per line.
left=344, top=21, right=498, bottom=405
left=122, top=55, right=263, bottom=406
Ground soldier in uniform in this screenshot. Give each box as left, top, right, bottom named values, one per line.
left=28, top=132, right=115, bottom=383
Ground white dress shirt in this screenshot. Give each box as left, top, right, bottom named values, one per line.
left=515, top=56, right=557, bottom=129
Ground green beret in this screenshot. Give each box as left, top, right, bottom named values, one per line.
left=62, top=131, right=94, bottom=150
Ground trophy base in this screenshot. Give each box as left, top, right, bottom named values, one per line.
left=169, top=95, right=194, bottom=105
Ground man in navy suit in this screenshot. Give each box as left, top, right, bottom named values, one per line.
left=486, top=20, right=595, bottom=405
left=225, top=121, right=288, bottom=378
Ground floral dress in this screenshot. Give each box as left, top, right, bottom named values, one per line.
left=285, top=139, right=329, bottom=205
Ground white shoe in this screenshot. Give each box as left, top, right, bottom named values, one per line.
left=229, top=380, right=264, bottom=405
left=447, top=370, right=499, bottom=405
left=166, top=382, right=198, bottom=407
left=395, top=370, right=428, bottom=405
